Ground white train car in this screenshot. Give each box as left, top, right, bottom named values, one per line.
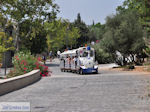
left=60, top=46, right=98, bottom=74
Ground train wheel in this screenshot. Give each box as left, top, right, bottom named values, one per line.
left=79, top=69, right=83, bottom=75
left=95, top=69, right=98, bottom=74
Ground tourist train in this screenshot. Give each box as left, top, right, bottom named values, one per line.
left=59, top=46, right=98, bottom=74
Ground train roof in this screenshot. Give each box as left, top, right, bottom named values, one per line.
left=60, top=47, right=94, bottom=56
left=60, top=49, right=77, bottom=56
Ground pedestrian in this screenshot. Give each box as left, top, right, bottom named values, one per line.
left=42, top=55, right=46, bottom=65
left=57, top=50, right=61, bottom=58
left=74, top=56, right=78, bottom=69
left=49, top=51, right=52, bottom=62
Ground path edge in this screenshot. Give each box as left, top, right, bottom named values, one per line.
left=0, top=70, right=41, bottom=96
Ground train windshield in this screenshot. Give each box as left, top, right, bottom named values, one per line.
left=90, top=50, right=94, bottom=57
left=80, top=50, right=94, bottom=57
left=82, top=52, right=88, bottom=57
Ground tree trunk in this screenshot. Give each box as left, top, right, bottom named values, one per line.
left=131, top=54, right=135, bottom=63
left=123, top=56, right=127, bottom=66
left=15, top=23, right=20, bottom=51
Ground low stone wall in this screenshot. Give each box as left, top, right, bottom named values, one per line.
left=0, top=70, right=41, bottom=96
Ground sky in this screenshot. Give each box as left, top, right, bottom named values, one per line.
left=55, top=0, right=125, bottom=25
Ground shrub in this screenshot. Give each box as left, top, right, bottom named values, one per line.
left=0, top=53, right=2, bottom=63
left=7, top=51, right=51, bottom=78
left=93, top=44, right=114, bottom=64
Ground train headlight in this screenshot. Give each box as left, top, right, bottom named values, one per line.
left=81, top=66, right=86, bottom=69
left=94, top=65, right=98, bottom=69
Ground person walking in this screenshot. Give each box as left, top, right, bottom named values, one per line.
left=42, top=55, right=46, bottom=65
left=49, top=51, right=52, bottom=62
left=57, top=50, right=61, bottom=58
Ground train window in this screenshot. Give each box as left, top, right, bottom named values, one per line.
left=90, top=50, right=94, bottom=57
left=82, top=52, right=88, bottom=57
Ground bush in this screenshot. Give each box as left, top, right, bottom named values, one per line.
left=93, top=44, right=114, bottom=64
left=0, top=53, right=2, bottom=63
left=7, top=51, right=51, bottom=78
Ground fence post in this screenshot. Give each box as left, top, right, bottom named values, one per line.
left=4, top=52, right=6, bottom=76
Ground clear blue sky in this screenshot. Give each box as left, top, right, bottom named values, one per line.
left=55, top=0, right=124, bottom=25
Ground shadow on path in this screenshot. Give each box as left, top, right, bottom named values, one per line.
left=45, top=63, right=59, bottom=67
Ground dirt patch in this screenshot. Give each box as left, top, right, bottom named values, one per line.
left=110, top=66, right=150, bottom=74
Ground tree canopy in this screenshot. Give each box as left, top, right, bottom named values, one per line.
left=45, top=19, right=80, bottom=52
left=0, top=32, right=14, bottom=52
left=117, top=0, right=150, bottom=37
left=73, top=13, right=89, bottom=47
left=97, top=10, right=145, bottom=65
left=0, top=0, right=59, bottom=51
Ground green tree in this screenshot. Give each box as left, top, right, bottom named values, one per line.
left=88, top=22, right=105, bottom=42
left=102, top=10, right=145, bottom=65
left=0, top=0, right=59, bottom=51
left=93, top=43, right=113, bottom=64
left=0, top=32, right=14, bottom=67
left=0, top=32, right=14, bottom=52
left=20, top=19, right=47, bottom=54
left=117, top=0, right=150, bottom=38
left=44, top=19, right=80, bottom=52
left=0, top=13, right=7, bottom=31
left=73, top=13, right=89, bottom=47
left=117, top=0, right=150, bottom=62
left=67, top=24, right=80, bottom=49
left=45, top=19, right=66, bottom=52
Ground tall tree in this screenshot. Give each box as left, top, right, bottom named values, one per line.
left=117, top=0, right=150, bottom=59
left=73, top=13, right=89, bottom=47
left=117, top=0, right=150, bottom=37
left=19, top=19, right=47, bottom=54
left=0, top=0, right=59, bottom=51
left=88, top=22, right=105, bottom=42
left=0, top=32, right=14, bottom=53
left=44, top=19, right=80, bottom=52
left=102, top=10, right=145, bottom=65
left=0, top=31, right=14, bottom=67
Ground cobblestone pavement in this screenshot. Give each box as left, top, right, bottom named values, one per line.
left=0, top=67, right=12, bottom=77
left=0, top=60, right=150, bottom=112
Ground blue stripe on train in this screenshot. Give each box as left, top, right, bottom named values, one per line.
left=82, top=68, right=98, bottom=73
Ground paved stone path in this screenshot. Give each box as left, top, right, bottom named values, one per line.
left=0, top=60, right=150, bottom=112
left=0, top=67, right=12, bottom=77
